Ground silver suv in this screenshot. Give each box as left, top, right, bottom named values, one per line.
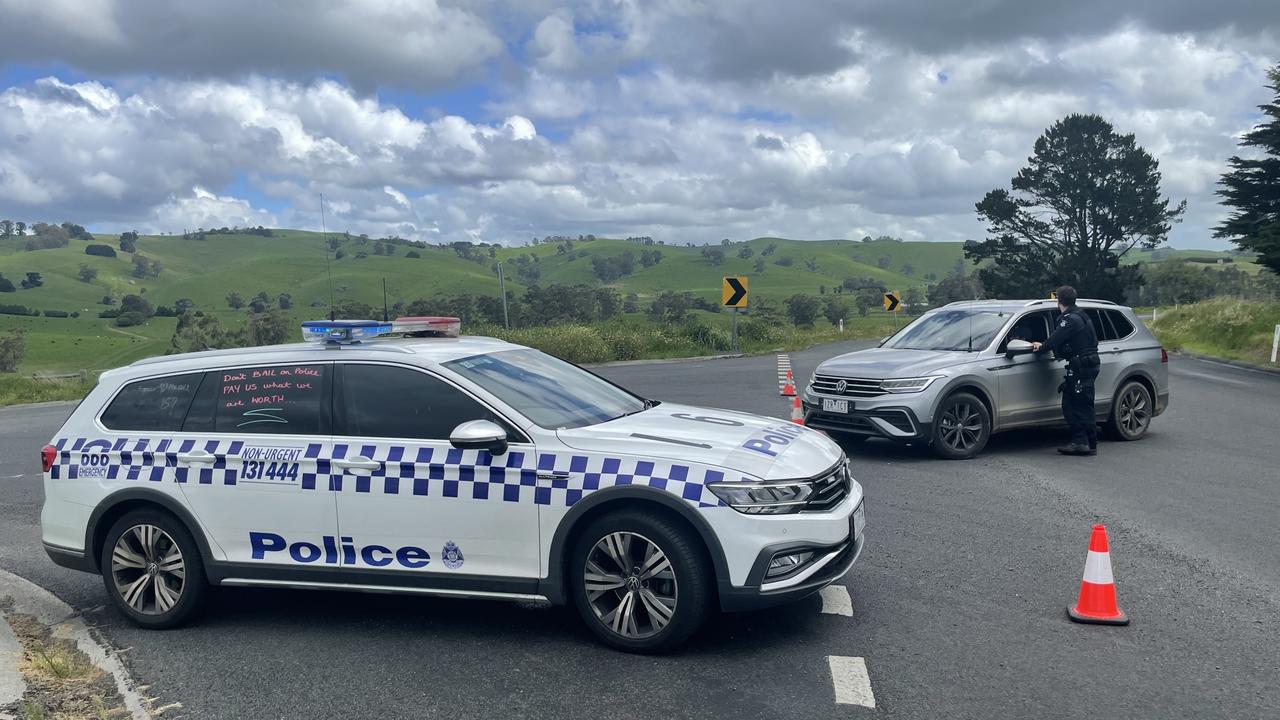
left=803, top=299, right=1169, bottom=459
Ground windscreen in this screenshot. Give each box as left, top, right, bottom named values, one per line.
left=886, top=310, right=1011, bottom=352
left=444, top=348, right=647, bottom=430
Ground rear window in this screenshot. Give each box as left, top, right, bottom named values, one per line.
left=183, top=364, right=328, bottom=435
left=1084, top=309, right=1136, bottom=341
left=1106, top=311, right=1135, bottom=339
left=100, top=374, right=202, bottom=431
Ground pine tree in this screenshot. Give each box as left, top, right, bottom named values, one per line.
left=1215, top=65, right=1280, bottom=274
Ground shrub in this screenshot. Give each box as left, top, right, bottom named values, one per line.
left=0, top=276, right=15, bottom=292
left=0, top=304, right=37, bottom=316
left=43, top=309, right=70, bottom=318
left=115, top=311, right=145, bottom=327
left=0, top=331, right=24, bottom=372
left=85, top=244, right=117, bottom=258
left=405, top=250, right=421, bottom=258
left=98, top=308, right=121, bottom=318
left=774, top=256, right=794, bottom=267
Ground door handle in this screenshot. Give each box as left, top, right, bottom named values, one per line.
left=176, top=450, right=215, bottom=465
left=333, top=456, right=381, bottom=471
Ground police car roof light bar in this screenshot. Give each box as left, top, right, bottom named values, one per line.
left=301, top=319, right=394, bottom=345
left=391, top=316, right=461, bottom=338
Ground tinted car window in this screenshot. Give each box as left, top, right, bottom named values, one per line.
left=340, top=364, right=507, bottom=440
left=1083, top=309, right=1111, bottom=341
left=204, top=364, right=327, bottom=435
left=101, top=374, right=202, bottom=431
left=1106, top=310, right=1135, bottom=339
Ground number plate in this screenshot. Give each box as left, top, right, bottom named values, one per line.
left=822, top=398, right=850, bottom=413
left=852, top=502, right=866, bottom=538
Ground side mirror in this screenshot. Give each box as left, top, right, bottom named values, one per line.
left=1005, top=339, right=1034, bottom=358
left=449, top=419, right=509, bottom=456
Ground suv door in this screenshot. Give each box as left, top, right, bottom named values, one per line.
left=992, top=310, right=1063, bottom=428
left=1084, top=308, right=1136, bottom=418
left=173, top=362, right=339, bottom=567
left=330, top=363, right=539, bottom=582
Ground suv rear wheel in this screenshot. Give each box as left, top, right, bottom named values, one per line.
left=101, top=509, right=207, bottom=628
left=931, top=392, right=991, bottom=459
left=1106, top=380, right=1152, bottom=441
left=569, top=510, right=713, bottom=653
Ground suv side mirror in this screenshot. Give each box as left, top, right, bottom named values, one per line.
left=1005, top=339, right=1035, bottom=358
left=450, top=419, right=509, bottom=455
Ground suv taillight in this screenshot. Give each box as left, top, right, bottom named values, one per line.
left=1160, top=347, right=1168, bottom=364
left=41, top=445, right=57, bottom=473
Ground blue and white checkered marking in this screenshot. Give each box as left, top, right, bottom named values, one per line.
left=52, top=437, right=725, bottom=508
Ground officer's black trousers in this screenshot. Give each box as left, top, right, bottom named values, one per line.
left=1062, top=366, right=1099, bottom=447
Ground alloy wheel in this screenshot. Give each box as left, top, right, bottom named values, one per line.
left=939, top=401, right=984, bottom=452
left=111, top=524, right=186, bottom=615
left=1119, top=387, right=1150, bottom=437
left=583, top=532, right=678, bottom=639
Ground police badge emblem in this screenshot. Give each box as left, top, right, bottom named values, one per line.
left=442, top=541, right=465, bottom=569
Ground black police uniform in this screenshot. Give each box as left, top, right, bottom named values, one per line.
left=1034, top=305, right=1100, bottom=450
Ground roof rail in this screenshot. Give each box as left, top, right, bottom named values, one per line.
left=1023, top=299, right=1055, bottom=307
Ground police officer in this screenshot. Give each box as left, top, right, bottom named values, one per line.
left=1031, top=286, right=1100, bottom=456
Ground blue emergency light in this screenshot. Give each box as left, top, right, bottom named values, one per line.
left=301, top=319, right=394, bottom=344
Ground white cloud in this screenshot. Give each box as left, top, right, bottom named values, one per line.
left=0, top=6, right=1273, bottom=249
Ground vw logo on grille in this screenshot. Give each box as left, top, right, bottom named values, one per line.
left=834, top=379, right=848, bottom=394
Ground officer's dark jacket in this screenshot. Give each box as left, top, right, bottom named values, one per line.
left=1034, top=306, right=1098, bottom=363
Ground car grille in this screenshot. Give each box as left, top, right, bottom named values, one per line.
left=804, top=463, right=851, bottom=512
left=812, top=374, right=886, bottom=398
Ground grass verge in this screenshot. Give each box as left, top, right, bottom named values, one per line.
left=1150, top=298, right=1280, bottom=365
left=0, top=375, right=94, bottom=407
left=4, top=612, right=128, bottom=720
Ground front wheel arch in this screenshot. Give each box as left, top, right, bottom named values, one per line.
left=540, top=487, right=728, bottom=607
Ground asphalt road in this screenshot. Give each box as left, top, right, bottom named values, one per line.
left=1, top=343, right=1278, bottom=719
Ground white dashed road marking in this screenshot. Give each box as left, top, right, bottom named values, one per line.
left=819, top=584, right=853, bottom=616
left=777, top=353, right=793, bottom=389
left=828, top=655, right=876, bottom=708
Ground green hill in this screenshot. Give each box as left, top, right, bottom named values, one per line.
left=0, top=229, right=1260, bottom=374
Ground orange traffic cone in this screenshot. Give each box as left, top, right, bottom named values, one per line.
left=790, top=396, right=804, bottom=425
left=1067, top=524, right=1129, bottom=625
left=780, top=369, right=797, bottom=397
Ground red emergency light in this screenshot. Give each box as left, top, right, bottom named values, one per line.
left=392, top=316, right=461, bottom=337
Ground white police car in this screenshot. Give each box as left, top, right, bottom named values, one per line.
left=40, top=318, right=865, bottom=652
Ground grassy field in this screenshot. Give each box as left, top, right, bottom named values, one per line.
left=0, top=228, right=1263, bottom=385
left=1150, top=298, right=1280, bottom=365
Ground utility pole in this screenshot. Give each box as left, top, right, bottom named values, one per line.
left=497, top=263, right=510, bottom=330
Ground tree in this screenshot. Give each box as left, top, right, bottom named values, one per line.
left=903, top=287, right=924, bottom=313
left=784, top=294, right=820, bottom=327
left=853, top=288, right=882, bottom=316
left=119, top=231, right=139, bottom=253
left=701, top=247, right=725, bottom=265
left=226, top=291, right=244, bottom=309
left=753, top=258, right=766, bottom=273
left=14, top=222, right=25, bottom=236
left=1215, top=64, right=1280, bottom=274
left=737, top=246, right=753, bottom=260
left=902, top=263, right=915, bottom=277
left=78, top=264, right=98, bottom=283
left=821, top=296, right=848, bottom=326
left=877, top=255, right=892, bottom=270
left=131, top=254, right=161, bottom=278
left=84, top=244, right=116, bottom=258
left=804, top=257, right=818, bottom=272
left=20, top=272, right=42, bottom=289
left=277, top=293, right=292, bottom=310
left=966, top=114, right=1185, bottom=301
left=0, top=275, right=14, bottom=293
left=0, top=330, right=25, bottom=372
left=246, top=309, right=291, bottom=345
left=120, top=294, right=153, bottom=318
left=0, top=220, right=12, bottom=237
left=928, top=270, right=984, bottom=306
left=774, top=256, right=794, bottom=267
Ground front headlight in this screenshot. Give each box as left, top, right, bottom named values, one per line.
left=880, top=375, right=944, bottom=393
left=707, top=480, right=814, bottom=514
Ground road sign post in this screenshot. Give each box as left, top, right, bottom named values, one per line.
left=722, top=276, right=748, bottom=352
left=883, top=291, right=901, bottom=327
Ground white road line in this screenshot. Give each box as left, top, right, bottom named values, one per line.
left=819, top=585, right=853, bottom=616
left=828, top=656, right=876, bottom=708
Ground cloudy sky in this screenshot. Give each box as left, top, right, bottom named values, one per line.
left=0, top=1, right=1276, bottom=248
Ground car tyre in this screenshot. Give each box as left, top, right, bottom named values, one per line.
left=570, top=510, right=713, bottom=654
left=1106, top=380, right=1152, bottom=441
left=100, top=509, right=207, bottom=629
left=930, top=392, right=991, bottom=459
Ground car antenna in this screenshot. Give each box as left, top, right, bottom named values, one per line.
left=320, top=193, right=335, bottom=321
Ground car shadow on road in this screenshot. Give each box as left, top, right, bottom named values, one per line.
left=834, top=426, right=1116, bottom=463
left=96, top=583, right=836, bottom=659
